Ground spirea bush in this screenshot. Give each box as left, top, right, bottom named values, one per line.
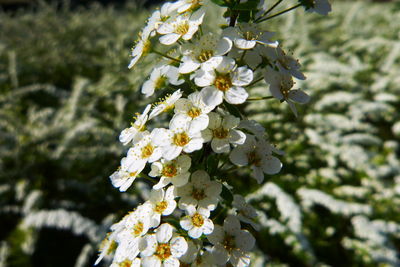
left=95, top=1, right=333, bottom=266
left=1, top=1, right=400, bottom=267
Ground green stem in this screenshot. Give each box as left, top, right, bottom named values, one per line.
left=247, top=96, right=274, bottom=101
left=139, top=173, right=156, bottom=184
left=152, top=50, right=182, bottom=63
left=255, top=0, right=283, bottom=22
left=258, top=3, right=302, bottom=22
left=247, top=76, right=264, bottom=87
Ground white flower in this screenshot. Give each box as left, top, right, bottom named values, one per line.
left=110, top=258, right=141, bottom=267
left=171, top=0, right=204, bottom=14
left=157, top=8, right=205, bottom=45
left=263, top=66, right=310, bottom=117
left=180, top=206, right=214, bottom=238
left=110, top=157, right=146, bottom=192
left=177, top=170, right=222, bottom=211
left=141, top=223, right=188, bottom=267
left=202, top=112, right=246, bottom=153
left=119, top=104, right=151, bottom=145
left=152, top=116, right=204, bottom=161
left=232, top=195, right=260, bottom=230
left=142, top=65, right=184, bottom=97
left=173, top=91, right=216, bottom=133
left=150, top=155, right=192, bottom=190
left=124, top=131, right=163, bottom=170
left=128, top=30, right=152, bottom=69
left=307, top=0, right=332, bottom=15
left=95, top=233, right=118, bottom=265
left=238, top=119, right=265, bottom=138
left=179, top=240, right=199, bottom=265
left=147, top=2, right=179, bottom=34
left=229, top=135, right=282, bottom=183
left=243, top=44, right=278, bottom=69
left=147, top=186, right=177, bottom=228
left=274, top=47, right=306, bottom=80
left=179, top=33, right=232, bottom=74
left=195, top=56, right=253, bottom=106
left=149, top=90, right=183, bottom=120
left=207, top=216, right=255, bottom=267
left=223, top=23, right=275, bottom=50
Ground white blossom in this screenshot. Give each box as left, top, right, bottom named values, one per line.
left=223, top=23, right=276, bottom=50
left=149, top=89, right=183, bottom=119
left=202, top=112, right=246, bottom=153
left=179, top=33, right=232, bottom=74
left=177, top=170, right=222, bottom=211
left=157, top=8, right=205, bottom=45
left=147, top=186, right=177, bottom=228
left=180, top=206, right=214, bottom=238
left=150, top=155, right=192, bottom=190
left=142, top=65, right=184, bottom=97
left=207, top=216, right=255, bottom=267
left=196, top=56, right=253, bottom=106
left=119, top=104, right=151, bottom=145
left=230, top=135, right=282, bottom=183
left=141, top=223, right=188, bottom=267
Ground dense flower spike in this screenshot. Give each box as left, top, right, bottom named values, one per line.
left=99, top=0, right=331, bottom=265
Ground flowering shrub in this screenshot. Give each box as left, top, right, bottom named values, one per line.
left=96, top=1, right=332, bottom=266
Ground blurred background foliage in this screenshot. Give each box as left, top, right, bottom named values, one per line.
left=0, top=0, right=399, bottom=266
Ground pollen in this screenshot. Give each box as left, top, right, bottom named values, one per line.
left=155, top=200, right=168, bottom=213
left=191, top=213, right=205, bottom=227
left=247, top=151, right=261, bottom=167
left=197, top=49, right=213, bottom=63
left=129, top=171, right=137, bottom=177
left=119, top=259, right=132, bottom=267
left=191, top=188, right=206, bottom=200
left=132, top=221, right=144, bottom=236
left=162, top=164, right=178, bottom=177
left=212, top=127, right=229, bottom=139
left=187, top=107, right=202, bottom=118
left=155, top=243, right=172, bottom=260
left=141, top=144, right=154, bottom=159
left=175, top=21, right=190, bottom=35
left=223, top=235, right=236, bottom=251
left=214, top=74, right=232, bottom=92
left=173, top=132, right=190, bottom=147
left=155, top=75, right=167, bottom=89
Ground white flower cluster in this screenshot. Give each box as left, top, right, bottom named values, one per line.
left=97, top=0, right=331, bottom=266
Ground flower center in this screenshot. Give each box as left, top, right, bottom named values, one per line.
left=214, top=74, right=232, bottom=92
left=143, top=39, right=152, bottom=55
left=175, top=21, right=189, bottom=35
left=191, top=188, right=206, bottom=201
left=141, top=143, right=154, bottom=159
left=119, top=259, right=132, bottom=267
left=162, top=164, right=178, bottom=178
left=212, top=127, right=229, bottom=139
left=155, top=200, right=168, bottom=214
left=155, top=75, right=168, bottom=89
left=187, top=107, right=202, bottom=118
left=247, top=151, right=261, bottom=167
left=155, top=243, right=172, bottom=261
left=223, top=235, right=236, bottom=251
left=129, top=171, right=137, bottom=177
left=197, top=49, right=213, bottom=63
left=173, top=132, right=190, bottom=147
left=191, top=213, right=205, bottom=227
left=132, top=222, right=144, bottom=236
left=279, top=77, right=294, bottom=99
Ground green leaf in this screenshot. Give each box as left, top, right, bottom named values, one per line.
left=210, top=0, right=229, bottom=7
left=232, top=0, right=259, bottom=11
